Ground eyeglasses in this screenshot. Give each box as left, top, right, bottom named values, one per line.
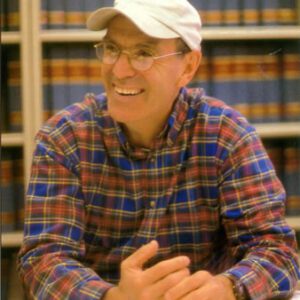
left=94, top=41, right=183, bottom=71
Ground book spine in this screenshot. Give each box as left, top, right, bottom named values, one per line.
left=189, top=54, right=211, bottom=95
left=223, top=0, right=241, bottom=26
left=241, top=0, right=260, bottom=26
left=84, top=0, right=102, bottom=22
left=87, top=46, right=105, bottom=95
left=13, top=153, right=24, bottom=231
left=279, top=0, right=297, bottom=25
left=1, top=1, right=7, bottom=31
left=231, top=45, right=251, bottom=121
left=6, top=0, right=19, bottom=31
left=205, top=0, right=223, bottom=27
left=284, top=140, right=300, bottom=216
left=210, top=43, right=236, bottom=106
left=67, top=44, right=89, bottom=105
left=246, top=45, right=267, bottom=123
left=7, top=46, right=22, bottom=132
left=1, top=47, right=9, bottom=132
left=260, top=0, right=280, bottom=25
left=42, top=46, right=53, bottom=121
left=48, top=44, right=69, bottom=115
left=260, top=44, right=282, bottom=122
left=282, top=42, right=300, bottom=121
left=65, top=0, right=85, bottom=29
left=0, top=151, right=16, bottom=232
left=41, top=0, right=49, bottom=30
left=48, top=0, right=65, bottom=29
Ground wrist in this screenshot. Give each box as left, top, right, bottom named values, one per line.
left=226, top=275, right=246, bottom=300
left=103, top=286, right=123, bottom=300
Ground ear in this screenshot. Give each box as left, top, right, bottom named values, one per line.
left=177, top=50, right=202, bottom=87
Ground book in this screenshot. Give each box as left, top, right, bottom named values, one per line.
left=205, top=0, right=223, bottom=27
left=65, top=0, right=85, bottom=29
left=13, top=152, right=24, bottom=231
left=189, top=54, right=210, bottom=95
left=260, top=43, right=282, bottom=122
left=1, top=46, right=9, bottom=132
left=261, top=0, right=280, bottom=25
left=87, top=46, right=105, bottom=95
left=223, top=0, right=241, bottom=26
left=42, top=46, right=53, bottom=121
left=1, top=151, right=16, bottom=232
left=210, top=42, right=253, bottom=118
left=41, top=0, right=49, bottom=29
left=283, top=140, right=300, bottom=216
left=7, top=46, right=22, bottom=132
left=230, top=45, right=251, bottom=121
left=48, top=44, right=69, bottom=115
left=47, top=0, right=65, bottom=29
left=1, top=0, right=7, bottom=31
left=67, top=44, right=89, bottom=105
left=281, top=42, right=300, bottom=122
left=245, top=44, right=267, bottom=123
left=241, top=0, right=260, bottom=26
left=84, top=0, right=102, bottom=22
left=278, top=0, right=298, bottom=25
left=6, top=0, right=19, bottom=31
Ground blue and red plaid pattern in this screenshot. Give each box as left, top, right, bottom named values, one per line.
left=18, top=87, right=299, bottom=299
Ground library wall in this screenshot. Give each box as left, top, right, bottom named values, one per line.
left=1, top=1, right=300, bottom=299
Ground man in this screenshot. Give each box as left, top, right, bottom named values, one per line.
left=17, top=0, right=299, bottom=299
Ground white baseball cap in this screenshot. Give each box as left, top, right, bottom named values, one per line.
left=86, top=0, right=202, bottom=50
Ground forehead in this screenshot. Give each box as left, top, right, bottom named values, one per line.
left=106, top=15, right=176, bottom=48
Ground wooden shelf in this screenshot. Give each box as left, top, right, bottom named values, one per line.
left=255, top=122, right=300, bottom=138
left=1, top=133, right=24, bottom=147
left=1, top=231, right=23, bottom=248
left=40, top=26, right=300, bottom=43
left=286, top=217, right=300, bottom=230
left=2, top=32, right=21, bottom=44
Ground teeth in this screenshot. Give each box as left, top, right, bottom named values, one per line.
left=115, top=86, right=141, bottom=95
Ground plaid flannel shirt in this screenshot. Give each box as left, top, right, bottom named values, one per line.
left=18, top=88, right=299, bottom=299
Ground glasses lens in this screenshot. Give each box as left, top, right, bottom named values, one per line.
left=95, top=42, right=120, bottom=64
left=130, top=49, right=154, bottom=71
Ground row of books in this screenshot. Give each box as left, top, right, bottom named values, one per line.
left=190, top=0, right=300, bottom=26
left=0, top=0, right=19, bottom=31
left=1, top=41, right=299, bottom=133
left=1, top=45, right=22, bottom=133
left=192, top=40, right=300, bottom=123
left=1, top=0, right=299, bottom=32
left=1, top=148, right=24, bottom=233
left=264, top=139, right=300, bottom=216
left=40, top=0, right=299, bottom=29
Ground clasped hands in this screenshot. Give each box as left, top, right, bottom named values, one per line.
left=104, top=240, right=236, bottom=300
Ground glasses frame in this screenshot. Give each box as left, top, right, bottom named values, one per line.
left=93, top=41, right=183, bottom=71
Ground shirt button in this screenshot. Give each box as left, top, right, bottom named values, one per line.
left=150, top=201, right=155, bottom=208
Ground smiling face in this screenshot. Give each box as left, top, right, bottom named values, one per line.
left=100, top=15, right=201, bottom=138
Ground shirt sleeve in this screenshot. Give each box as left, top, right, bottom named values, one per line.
left=17, top=127, right=113, bottom=299
left=217, top=115, right=300, bottom=299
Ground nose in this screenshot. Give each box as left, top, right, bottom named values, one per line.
left=112, top=52, right=136, bottom=79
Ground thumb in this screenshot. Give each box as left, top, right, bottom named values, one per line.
left=125, top=240, right=159, bottom=269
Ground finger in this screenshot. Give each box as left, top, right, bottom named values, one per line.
left=123, top=240, right=159, bottom=269
left=144, top=255, right=190, bottom=283
left=149, top=267, right=190, bottom=298
left=164, top=270, right=213, bottom=300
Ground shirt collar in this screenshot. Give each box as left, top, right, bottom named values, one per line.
left=94, top=88, right=194, bottom=159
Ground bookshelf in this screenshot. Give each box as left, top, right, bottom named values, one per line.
left=1, top=0, right=300, bottom=237
left=1, top=0, right=300, bottom=298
